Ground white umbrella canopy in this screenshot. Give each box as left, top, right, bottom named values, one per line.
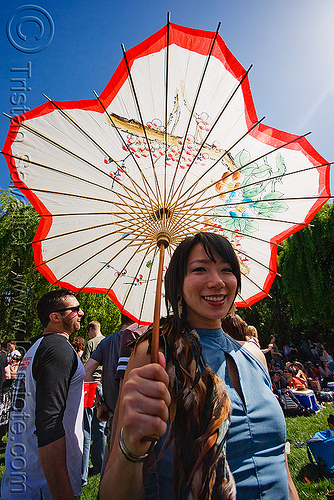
left=3, top=20, right=331, bottom=327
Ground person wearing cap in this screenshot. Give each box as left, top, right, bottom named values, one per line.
left=272, top=371, right=287, bottom=395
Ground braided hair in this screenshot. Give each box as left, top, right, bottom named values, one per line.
left=143, top=233, right=241, bottom=499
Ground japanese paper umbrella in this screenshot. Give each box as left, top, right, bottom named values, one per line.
left=3, top=19, right=331, bottom=362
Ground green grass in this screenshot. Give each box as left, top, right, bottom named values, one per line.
left=80, top=474, right=100, bottom=499
left=0, top=436, right=100, bottom=499
left=1, top=406, right=334, bottom=498
left=286, top=403, right=334, bottom=500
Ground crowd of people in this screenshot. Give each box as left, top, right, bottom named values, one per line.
left=4, top=232, right=330, bottom=499
left=0, top=340, right=24, bottom=443
left=266, top=338, right=334, bottom=400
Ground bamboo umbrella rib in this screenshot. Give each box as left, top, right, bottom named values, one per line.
left=137, top=244, right=159, bottom=324
left=76, top=224, right=159, bottom=292
left=32, top=211, right=165, bottom=239
left=174, top=130, right=313, bottom=213
left=237, top=195, right=332, bottom=204
left=109, top=202, right=169, bottom=234
left=4, top=114, right=154, bottom=212
left=5, top=113, right=121, bottom=175
left=171, top=116, right=265, bottom=208
left=103, top=199, right=163, bottom=232
left=50, top=222, right=157, bottom=288
left=232, top=244, right=281, bottom=276
left=2, top=151, right=154, bottom=216
left=201, top=214, right=313, bottom=227
left=32, top=207, right=162, bottom=243
left=204, top=213, right=312, bottom=227
left=4, top=122, right=154, bottom=212
left=121, top=44, right=162, bottom=206
left=191, top=194, right=333, bottom=210
left=168, top=213, right=282, bottom=248
left=43, top=92, right=158, bottom=209
left=42, top=93, right=120, bottom=162
left=11, top=176, right=168, bottom=233
left=169, top=65, right=254, bottom=206
left=241, top=270, right=273, bottom=299
left=167, top=23, right=221, bottom=205
left=111, top=245, right=152, bottom=318
left=35, top=211, right=159, bottom=268
left=32, top=221, right=135, bottom=243
left=93, top=91, right=160, bottom=211
left=163, top=13, right=171, bottom=210
left=235, top=291, right=252, bottom=307
left=165, top=198, right=312, bottom=229
left=35, top=228, right=131, bottom=268
left=164, top=115, right=263, bottom=235
left=31, top=212, right=144, bottom=218
left=174, top=161, right=332, bottom=218
left=166, top=192, right=321, bottom=229
left=181, top=195, right=333, bottom=212
left=38, top=210, right=298, bottom=232
left=12, top=185, right=156, bottom=223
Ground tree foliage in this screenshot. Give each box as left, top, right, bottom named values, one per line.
left=280, top=203, right=334, bottom=334
left=241, top=203, right=334, bottom=347
left=0, top=190, right=120, bottom=343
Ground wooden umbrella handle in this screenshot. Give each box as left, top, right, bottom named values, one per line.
left=151, top=242, right=165, bottom=364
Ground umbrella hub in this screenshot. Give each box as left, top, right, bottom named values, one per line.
left=151, top=207, right=172, bottom=248
left=156, top=230, right=171, bottom=248
left=152, top=206, right=171, bottom=221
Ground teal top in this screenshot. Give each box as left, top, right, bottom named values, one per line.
left=198, top=328, right=289, bottom=499
left=154, top=328, right=289, bottom=500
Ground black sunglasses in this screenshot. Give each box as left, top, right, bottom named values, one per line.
left=55, top=305, right=81, bottom=313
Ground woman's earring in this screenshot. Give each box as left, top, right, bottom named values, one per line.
left=177, top=296, right=183, bottom=319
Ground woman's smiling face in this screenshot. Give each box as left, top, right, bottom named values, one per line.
left=182, top=243, right=238, bottom=329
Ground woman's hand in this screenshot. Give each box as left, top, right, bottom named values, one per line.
left=120, top=351, right=171, bottom=457
left=101, top=348, right=171, bottom=500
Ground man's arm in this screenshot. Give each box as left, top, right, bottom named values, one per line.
left=39, top=436, right=77, bottom=500
left=84, top=357, right=99, bottom=381
left=81, top=341, right=93, bottom=365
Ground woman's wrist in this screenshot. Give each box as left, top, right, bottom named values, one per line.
left=118, top=428, right=150, bottom=463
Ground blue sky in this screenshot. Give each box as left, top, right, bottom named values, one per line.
left=1, top=0, right=333, bottom=194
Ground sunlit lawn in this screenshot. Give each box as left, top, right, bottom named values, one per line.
left=1, top=405, right=334, bottom=499
left=286, top=403, right=334, bottom=499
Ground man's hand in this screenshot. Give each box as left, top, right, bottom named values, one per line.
left=97, top=401, right=110, bottom=421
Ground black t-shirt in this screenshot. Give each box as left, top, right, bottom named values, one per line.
left=32, top=334, right=78, bottom=447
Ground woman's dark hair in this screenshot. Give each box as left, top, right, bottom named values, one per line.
left=222, top=314, right=248, bottom=341
left=164, top=232, right=241, bottom=329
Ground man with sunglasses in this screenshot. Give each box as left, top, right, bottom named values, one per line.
left=1, top=289, right=85, bottom=500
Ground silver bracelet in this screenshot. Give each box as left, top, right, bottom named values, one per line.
left=118, top=428, right=149, bottom=463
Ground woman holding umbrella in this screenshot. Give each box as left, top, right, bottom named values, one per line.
left=100, top=232, right=298, bottom=500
